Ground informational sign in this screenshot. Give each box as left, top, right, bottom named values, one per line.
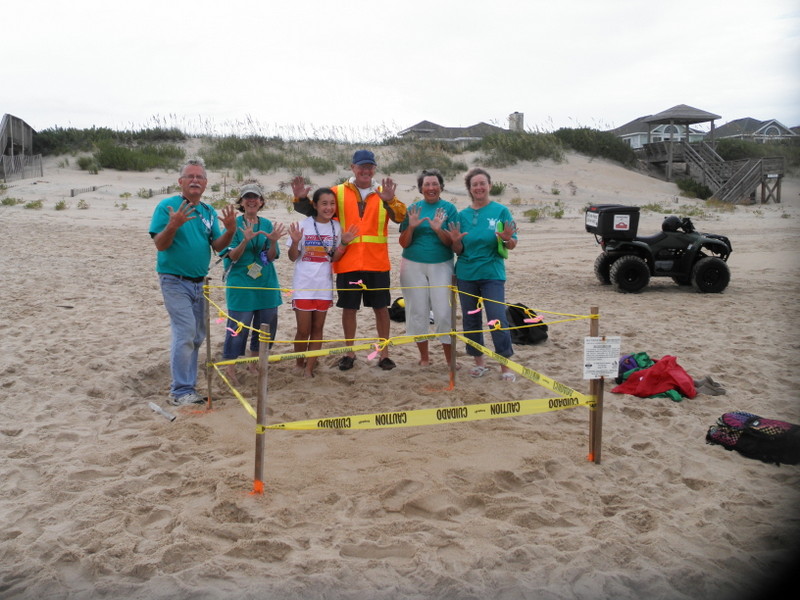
left=583, top=336, right=621, bottom=379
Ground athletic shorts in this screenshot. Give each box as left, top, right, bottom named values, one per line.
left=336, top=271, right=391, bottom=310
left=293, top=299, right=332, bottom=312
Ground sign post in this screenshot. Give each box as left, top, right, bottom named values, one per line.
left=585, top=308, right=620, bottom=464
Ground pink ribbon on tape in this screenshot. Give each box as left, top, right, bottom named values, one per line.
left=468, top=298, right=484, bottom=315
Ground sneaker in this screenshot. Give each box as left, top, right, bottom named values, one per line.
left=168, top=392, right=205, bottom=406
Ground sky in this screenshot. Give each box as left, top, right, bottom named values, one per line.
left=3, top=0, right=799, bottom=141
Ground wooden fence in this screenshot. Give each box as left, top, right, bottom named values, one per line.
left=1, top=154, right=43, bottom=182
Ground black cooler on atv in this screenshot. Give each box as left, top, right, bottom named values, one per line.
left=586, top=204, right=732, bottom=293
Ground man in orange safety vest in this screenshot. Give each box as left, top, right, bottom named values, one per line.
left=291, top=150, right=407, bottom=371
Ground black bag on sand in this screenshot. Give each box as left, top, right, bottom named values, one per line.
left=706, top=411, right=800, bottom=466
left=506, top=303, right=548, bottom=346
left=389, top=297, right=406, bottom=322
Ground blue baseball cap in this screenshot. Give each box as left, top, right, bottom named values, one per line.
left=352, top=149, right=377, bottom=166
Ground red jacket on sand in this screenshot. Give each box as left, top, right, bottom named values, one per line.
left=611, top=355, right=697, bottom=399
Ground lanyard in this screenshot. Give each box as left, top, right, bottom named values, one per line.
left=312, top=219, right=337, bottom=259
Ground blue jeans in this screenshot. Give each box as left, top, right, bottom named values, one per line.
left=159, top=274, right=207, bottom=398
left=457, top=278, right=513, bottom=359
left=222, top=308, right=278, bottom=360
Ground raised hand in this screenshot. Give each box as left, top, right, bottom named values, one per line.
left=446, top=221, right=467, bottom=244
left=407, top=205, right=428, bottom=228
left=240, top=221, right=259, bottom=242
left=379, top=177, right=397, bottom=202
left=341, top=223, right=359, bottom=245
left=429, top=207, right=447, bottom=232
left=219, top=203, right=237, bottom=231
left=291, top=175, right=311, bottom=199
left=267, top=222, right=288, bottom=242
left=497, top=220, right=517, bottom=243
left=167, top=199, right=197, bottom=227
left=288, top=221, right=304, bottom=244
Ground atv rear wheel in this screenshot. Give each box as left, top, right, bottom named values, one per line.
left=594, top=253, right=614, bottom=284
left=610, top=255, right=650, bottom=293
left=691, top=257, right=730, bottom=293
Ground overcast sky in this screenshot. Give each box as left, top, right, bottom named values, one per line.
left=3, top=0, right=798, bottom=140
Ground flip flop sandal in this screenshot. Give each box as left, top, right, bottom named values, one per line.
left=469, top=365, right=490, bottom=378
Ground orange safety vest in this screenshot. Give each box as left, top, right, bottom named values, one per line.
left=333, top=183, right=390, bottom=274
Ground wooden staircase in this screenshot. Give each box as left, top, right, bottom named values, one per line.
left=637, top=141, right=785, bottom=204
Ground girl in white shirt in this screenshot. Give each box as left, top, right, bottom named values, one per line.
left=287, top=187, right=357, bottom=377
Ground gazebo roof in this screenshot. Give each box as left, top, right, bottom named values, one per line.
left=643, top=104, right=721, bottom=125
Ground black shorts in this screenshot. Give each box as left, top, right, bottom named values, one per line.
left=336, top=271, right=391, bottom=310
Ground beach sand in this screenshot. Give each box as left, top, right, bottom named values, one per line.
left=1, top=150, right=799, bottom=599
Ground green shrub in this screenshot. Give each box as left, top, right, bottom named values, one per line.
left=383, top=140, right=468, bottom=177
left=34, top=126, right=186, bottom=155
left=24, top=199, right=44, bottom=209
left=94, top=141, right=185, bottom=171
left=553, top=127, right=638, bottom=166
left=490, top=181, right=506, bottom=196
left=2, top=197, right=21, bottom=206
left=675, top=177, right=712, bottom=200
left=77, top=198, right=90, bottom=209
left=55, top=199, right=69, bottom=210
left=640, top=202, right=668, bottom=213
left=716, top=137, right=800, bottom=171
left=523, top=208, right=542, bottom=222
left=473, top=131, right=565, bottom=168
left=77, top=155, right=100, bottom=173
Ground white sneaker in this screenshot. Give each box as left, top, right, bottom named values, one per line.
left=168, top=392, right=205, bottom=406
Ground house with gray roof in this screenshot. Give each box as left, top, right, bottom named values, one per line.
left=609, top=104, right=719, bottom=149
left=713, top=118, right=797, bottom=143
left=398, top=120, right=508, bottom=142
left=610, top=116, right=706, bottom=149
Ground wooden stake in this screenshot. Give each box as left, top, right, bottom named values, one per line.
left=588, top=306, right=605, bottom=464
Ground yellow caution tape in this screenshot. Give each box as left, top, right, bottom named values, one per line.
left=456, top=335, right=591, bottom=404
left=266, top=394, right=592, bottom=430
left=211, top=363, right=257, bottom=419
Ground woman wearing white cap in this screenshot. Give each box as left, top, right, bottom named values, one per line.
left=220, top=181, right=287, bottom=383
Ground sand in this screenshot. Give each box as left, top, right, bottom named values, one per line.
left=1, top=149, right=799, bottom=600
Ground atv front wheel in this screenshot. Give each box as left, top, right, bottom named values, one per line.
left=610, top=255, right=650, bottom=293
left=594, top=253, right=614, bottom=284
left=691, top=257, right=730, bottom=293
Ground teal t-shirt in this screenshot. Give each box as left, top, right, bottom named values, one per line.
left=149, top=195, right=221, bottom=278
left=455, top=201, right=517, bottom=281
left=399, top=198, right=458, bottom=264
left=222, top=215, right=283, bottom=311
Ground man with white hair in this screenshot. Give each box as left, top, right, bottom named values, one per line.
left=150, top=158, right=236, bottom=405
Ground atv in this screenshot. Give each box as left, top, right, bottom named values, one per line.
left=585, top=204, right=732, bottom=293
